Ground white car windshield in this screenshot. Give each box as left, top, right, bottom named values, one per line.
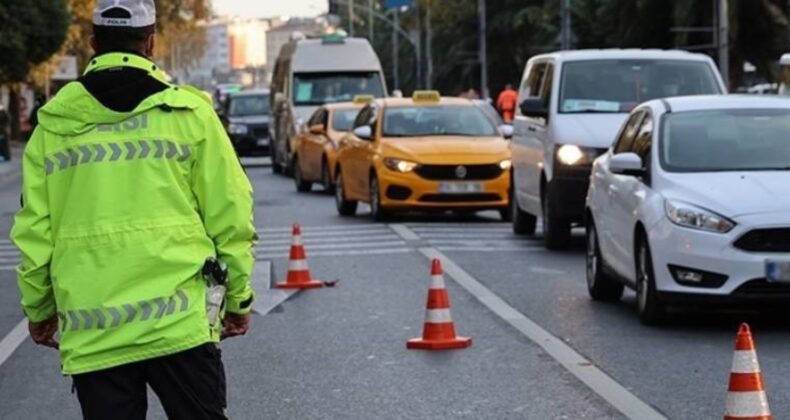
left=382, top=105, right=499, bottom=137
left=559, top=60, right=721, bottom=114
left=293, top=72, right=385, bottom=106
left=661, top=109, right=790, bottom=172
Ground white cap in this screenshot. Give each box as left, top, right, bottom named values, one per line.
left=93, top=0, right=156, bottom=28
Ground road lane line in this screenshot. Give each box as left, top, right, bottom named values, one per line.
left=0, top=320, right=28, bottom=368
left=0, top=265, right=16, bottom=271
left=256, top=240, right=406, bottom=253
left=258, top=229, right=393, bottom=239
left=258, top=234, right=401, bottom=246
left=434, top=246, right=544, bottom=252
left=389, top=224, right=421, bottom=241
left=256, top=248, right=413, bottom=260
left=419, top=247, right=667, bottom=420
left=258, top=224, right=381, bottom=233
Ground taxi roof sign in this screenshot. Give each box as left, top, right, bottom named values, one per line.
left=353, top=95, right=374, bottom=104
left=412, top=90, right=441, bottom=103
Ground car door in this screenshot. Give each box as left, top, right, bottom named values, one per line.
left=345, top=105, right=376, bottom=199
left=608, top=112, right=653, bottom=278
left=511, top=60, right=550, bottom=216
left=304, top=108, right=328, bottom=179
left=596, top=110, right=645, bottom=262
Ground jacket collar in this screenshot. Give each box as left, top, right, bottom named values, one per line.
left=83, top=52, right=170, bottom=85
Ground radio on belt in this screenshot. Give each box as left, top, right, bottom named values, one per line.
left=203, top=257, right=228, bottom=326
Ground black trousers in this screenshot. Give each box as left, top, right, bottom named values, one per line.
left=73, top=343, right=227, bottom=420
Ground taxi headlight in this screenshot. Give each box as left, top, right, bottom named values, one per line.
left=228, top=123, right=248, bottom=135
left=499, top=159, right=512, bottom=170
left=665, top=200, right=735, bottom=234
left=557, top=144, right=585, bottom=165
left=383, top=158, right=419, bottom=173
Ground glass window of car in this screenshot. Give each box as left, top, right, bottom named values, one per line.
left=661, top=108, right=790, bottom=172
left=292, top=72, right=385, bottom=106
left=613, top=111, right=646, bottom=154
left=538, top=64, right=554, bottom=108
left=228, top=95, right=271, bottom=117
left=307, top=108, right=324, bottom=127
left=559, top=60, right=721, bottom=114
left=521, top=62, right=548, bottom=98
left=631, top=115, right=653, bottom=162
left=382, top=105, right=499, bottom=137
left=353, top=105, right=373, bottom=128
left=332, top=108, right=361, bottom=132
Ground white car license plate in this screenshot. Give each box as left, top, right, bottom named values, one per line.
left=766, top=260, right=790, bottom=283
left=256, top=138, right=269, bottom=146
left=438, top=182, right=483, bottom=194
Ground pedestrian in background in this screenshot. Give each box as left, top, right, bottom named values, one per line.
left=11, top=0, right=256, bottom=419
left=496, top=84, right=518, bottom=123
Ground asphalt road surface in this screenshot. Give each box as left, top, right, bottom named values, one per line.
left=1, top=160, right=789, bottom=419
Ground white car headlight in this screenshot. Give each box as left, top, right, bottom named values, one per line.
left=499, top=159, right=512, bottom=170
left=383, top=158, right=419, bottom=173
left=665, top=200, right=735, bottom=234
left=228, top=123, right=248, bottom=135
left=556, top=144, right=602, bottom=166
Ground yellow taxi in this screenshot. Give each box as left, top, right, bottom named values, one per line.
left=334, top=91, right=513, bottom=220
left=292, top=96, right=373, bottom=193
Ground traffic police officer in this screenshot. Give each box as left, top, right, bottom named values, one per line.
left=11, top=1, right=256, bottom=418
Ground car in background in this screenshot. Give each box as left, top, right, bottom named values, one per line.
left=334, top=91, right=514, bottom=220
left=292, top=96, right=373, bottom=193
left=223, top=89, right=272, bottom=156
left=510, top=49, right=726, bottom=249
left=270, top=32, right=388, bottom=175
left=585, top=95, right=790, bottom=324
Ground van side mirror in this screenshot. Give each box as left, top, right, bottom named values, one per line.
left=519, top=98, right=548, bottom=119
left=609, top=152, right=645, bottom=177
left=353, top=125, right=373, bottom=140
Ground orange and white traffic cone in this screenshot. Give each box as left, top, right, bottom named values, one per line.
left=724, top=323, right=771, bottom=420
left=407, top=259, right=471, bottom=350
left=276, top=224, right=324, bottom=290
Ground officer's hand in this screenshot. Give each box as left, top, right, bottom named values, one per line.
left=29, top=316, right=59, bottom=349
left=221, top=312, right=251, bottom=340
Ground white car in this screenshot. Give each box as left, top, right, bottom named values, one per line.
left=585, top=95, right=790, bottom=324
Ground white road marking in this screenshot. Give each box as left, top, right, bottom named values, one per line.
left=414, top=233, right=517, bottom=239
left=256, top=240, right=406, bottom=253
left=0, top=258, right=20, bottom=264
left=258, top=229, right=392, bottom=239
left=0, top=320, right=28, bottom=369
left=0, top=265, right=16, bottom=271
left=419, top=247, right=667, bottom=420
left=0, top=251, right=20, bottom=257
left=258, top=224, right=381, bottom=233
left=388, top=224, right=421, bottom=241
left=530, top=267, right=567, bottom=275
left=256, top=247, right=413, bottom=260
left=410, top=227, right=512, bottom=234
left=0, top=240, right=12, bottom=245
left=258, top=234, right=401, bottom=246
left=434, top=246, right=543, bottom=253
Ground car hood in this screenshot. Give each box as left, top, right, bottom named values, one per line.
left=552, top=113, right=629, bottom=148
left=229, top=115, right=270, bottom=125
left=661, top=171, right=790, bottom=218
left=381, top=136, right=510, bottom=163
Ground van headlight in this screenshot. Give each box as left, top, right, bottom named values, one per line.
left=556, top=144, right=602, bottom=166
left=228, top=123, right=248, bottom=135
left=665, top=200, right=735, bottom=233
left=383, top=158, right=419, bottom=173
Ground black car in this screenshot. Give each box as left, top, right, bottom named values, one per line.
left=223, top=89, right=271, bottom=156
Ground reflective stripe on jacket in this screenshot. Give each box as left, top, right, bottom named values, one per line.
left=11, top=53, right=256, bottom=375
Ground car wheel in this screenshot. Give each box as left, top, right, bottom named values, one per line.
left=369, top=173, right=390, bottom=221
left=293, top=156, right=312, bottom=192
left=335, top=170, right=358, bottom=216
left=512, top=191, right=537, bottom=235
left=321, top=158, right=334, bottom=194
left=586, top=220, right=624, bottom=301
left=542, top=187, right=571, bottom=250
left=636, top=234, right=666, bottom=325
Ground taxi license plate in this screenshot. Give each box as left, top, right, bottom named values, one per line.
left=256, top=138, right=269, bottom=146
left=438, top=182, right=483, bottom=194
left=766, top=260, right=790, bottom=283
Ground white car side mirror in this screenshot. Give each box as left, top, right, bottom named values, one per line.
left=499, top=124, right=514, bottom=139
left=609, top=152, right=645, bottom=176
left=353, top=125, right=373, bottom=140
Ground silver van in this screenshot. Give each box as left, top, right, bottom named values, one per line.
left=270, top=33, right=387, bottom=174
left=510, top=49, right=726, bottom=249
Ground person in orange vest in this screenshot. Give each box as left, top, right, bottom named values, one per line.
left=496, top=84, right=518, bottom=123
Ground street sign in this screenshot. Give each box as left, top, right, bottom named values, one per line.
left=385, top=0, right=413, bottom=8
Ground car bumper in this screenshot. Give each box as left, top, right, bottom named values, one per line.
left=378, top=168, right=510, bottom=211
left=549, top=165, right=591, bottom=222
left=648, top=213, right=790, bottom=302
left=230, top=134, right=270, bottom=156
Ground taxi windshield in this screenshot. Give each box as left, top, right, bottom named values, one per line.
left=332, top=109, right=360, bottom=132
left=382, top=105, right=499, bottom=137
left=293, top=72, right=385, bottom=106
left=559, top=60, right=721, bottom=114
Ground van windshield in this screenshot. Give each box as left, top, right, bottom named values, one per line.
left=559, top=60, right=721, bottom=114
left=293, top=72, right=384, bottom=106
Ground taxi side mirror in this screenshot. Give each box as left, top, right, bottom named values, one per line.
left=309, top=124, right=326, bottom=135
left=499, top=124, right=514, bottom=139
left=353, top=125, right=373, bottom=140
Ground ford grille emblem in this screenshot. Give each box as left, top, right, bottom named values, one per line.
left=455, top=166, right=468, bottom=179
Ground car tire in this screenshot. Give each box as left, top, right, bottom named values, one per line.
left=369, top=173, right=390, bottom=221
left=335, top=170, right=358, bottom=216
left=542, top=186, right=571, bottom=250
left=586, top=220, right=624, bottom=302
left=293, top=156, right=312, bottom=192
left=636, top=234, right=666, bottom=325
left=321, top=158, right=334, bottom=194
left=512, top=191, right=537, bottom=235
